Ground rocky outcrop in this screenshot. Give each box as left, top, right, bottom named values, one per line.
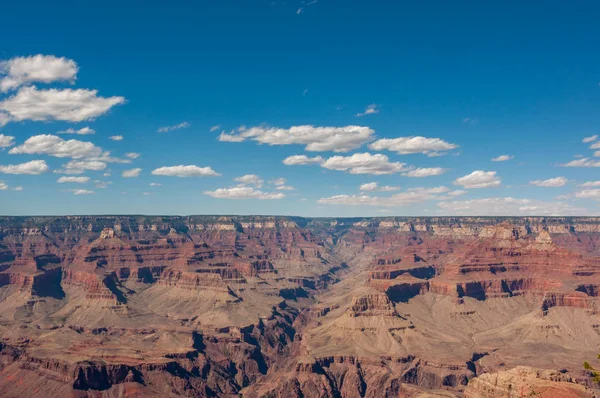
left=463, top=366, right=594, bottom=397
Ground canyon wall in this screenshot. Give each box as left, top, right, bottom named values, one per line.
left=1, top=216, right=600, bottom=397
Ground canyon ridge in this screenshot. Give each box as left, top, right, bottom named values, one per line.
left=0, top=215, right=599, bottom=397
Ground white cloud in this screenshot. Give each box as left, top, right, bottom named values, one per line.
left=283, top=155, right=324, bottom=165
left=591, top=142, right=600, bottom=149
left=151, top=165, right=220, bottom=177
left=0, top=134, right=15, bottom=148
left=122, top=168, right=142, bottom=178
left=438, top=197, right=585, bottom=216
left=0, top=181, right=7, bottom=190
left=0, top=55, right=78, bottom=92
left=318, top=186, right=448, bottom=207
left=209, top=124, right=221, bottom=132
left=109, top=135, right=123, bottom=141
left=270, top=177, right=295, bottom=190
left=205, top=186, right=285, bottom=200
left=57, top=126, right=95, bottom=135
left=55, top=160, right=106, bottom=174
left=368, top=136, right=458, bottom=155
left=447, top=190, right=467, bottom=197
left=579, top=181, right=600, bottom=187
left=0, top=112, right=10, bottom=127
left=9, top=134, right=103, bottom=158
left=561, top=158, right=600, bottom=167
left=234, top=174, right=263, bottom=187
left=454, top=170, right=501, bottom=189
left=149, top=182, right=162, bottom=186
left=575, top=189, right=600, bottom=200
left=93, top=180, right=112, bottom=189
left=157, top=121, right=190, bottom=133
left=218, top=132, right=246, bottom=142
left=57, top=176, right=89, bottom=183
left=125, top=152, right=140, bottom=159
left=68, top=189, right=94, bottom=195
left=275, top=185, right=295, bottom=191
left=219, top=125, right=374, bottom=152
left=583, top=135, right=598, bottom=143
left=402, top=167, right=447, bottom=178
left=321, top=153, right=407, bottom=175
left=0, top=87, right=125, bottom=123
left=13, top=186, right=23, bottom=191
left=491, top=155, right=513, bottom=162
left=355, top=104, right=379, bottom=117
left=359, top=182, right=400, bottom=192
left=0, top=160, right=49, bottom=175
left=530, top=176, right=568, bottom=187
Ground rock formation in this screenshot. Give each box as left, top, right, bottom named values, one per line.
left=0, top=216, right=599, bottom=397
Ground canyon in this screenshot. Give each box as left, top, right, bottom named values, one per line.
left=0, top=215, right=599, bottom=397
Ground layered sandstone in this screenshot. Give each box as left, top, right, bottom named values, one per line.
left=1, top=216, right=600, bottom=397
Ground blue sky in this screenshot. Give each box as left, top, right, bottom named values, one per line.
left=1, top=0, right=600, bottom=216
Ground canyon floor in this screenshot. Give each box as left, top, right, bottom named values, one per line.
left=0, top=216, right=599, bottom=397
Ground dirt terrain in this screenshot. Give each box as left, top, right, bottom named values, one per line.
left=0, top=216, right=599, bottom=397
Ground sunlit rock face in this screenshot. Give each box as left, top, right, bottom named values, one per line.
left=1, top=216, right=600, bottom=397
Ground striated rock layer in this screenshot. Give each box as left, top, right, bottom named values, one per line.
left=1, top=216, right=600, bottom=397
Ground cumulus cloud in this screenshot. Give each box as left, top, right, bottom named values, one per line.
left=0, top=134, right=15, bottom=148
left=157, top=121, right=190, bottom=133
left=234, top=174, right=263, bottom=187
left=57, top=176, right=89, bottom=183
left=151, top=165, right=220, bottom=177
left=491, top=155, right=513, bottom=162
left=355, top=104, right=379, bottom=117
left=579, top=181, right=600, bottom=187
left=57, top=126, right=94, bottom=135
left=359, top=182, right=400, bottom=192
left=402, top=167, right=447, bottom=178
left=0, top=112, right=10, bottom=127
left=368, top=136, right=458, bottom=155
left=149, top=182, right=162, bottom=186
left=270, top=177, right=295, bottom=190
left=109, top=135, right=123, bottom=141
left=446, top=190, right=467, bottom=197
left=209, top=124, right=221, bottom=132
left=561, top=158, right=600, bottom=167
left=122, top=168, right=142, bottom=178
left=0, top=181, right=7, bottom=190
left=0, top=87, right=125, bottom=123
left=9, top=134, right=103, bottom=158
left=583, top=135, right=598, bottom=143
left=454, top=170, right=501, bottom=189
left=575, top=189, right=600, bottom=200
left=68, top=189, right=94, bottom=195
left=0, top=55, right=78, bottom=92
left=125, top=152, right=140, bottom=159
left=0, top=159, right=49, bottom=175
left=438, top=197, right=585, bottom=216
left=219, top=125, right=374, bottom=152
left=218, top=132, right=246, bottom=142
left=205, top=186, right=285, bottom=200
left=55, top=160, right=107, bottom=175
left=318, top=186, right=449, bottom=207
left=283, top=155, right=324, bottom=165
left=321, top=153, right=408, bottom=175
left=530, top=176, right=568, bottom=187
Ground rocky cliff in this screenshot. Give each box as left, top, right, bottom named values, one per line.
left=1, top=216, right=600, bottom=397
